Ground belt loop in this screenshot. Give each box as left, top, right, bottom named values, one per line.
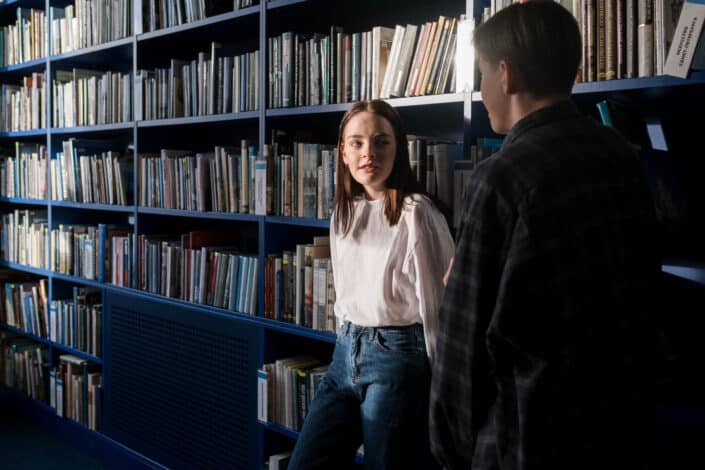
left=416, top=324, right=424, bottom=347
left=369, top=327, right=376, bottom=341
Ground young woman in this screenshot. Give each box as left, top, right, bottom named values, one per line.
left=288, top=100, right=455, bottom=469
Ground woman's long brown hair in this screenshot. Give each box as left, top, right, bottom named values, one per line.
left=334, top=100, right=428, bottom=236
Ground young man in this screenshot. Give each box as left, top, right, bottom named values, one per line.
left=430, top=2, right=661, bottom=469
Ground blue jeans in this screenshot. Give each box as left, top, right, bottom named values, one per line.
left=288, top=322, right=436, bottom=469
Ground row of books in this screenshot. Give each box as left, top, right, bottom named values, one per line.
left=51, top=286, right=102, bottom=358
left=49, top=0, right=131, bottom=56
left=135, top=46, right=259, bottom=120
left=135, top=231, right=258, bottom=315
left=262, top=138, right=337, bottom=219
left=53, top=69, right=132, bottom=128
left=0, top=74, right=46, bottom=132
left=2, top=279, right=49, bottom=338
left=268, top=15, right=460, bottom=109
left=0, top=335, right=102, bottom=431
left=0, top=142, right=48, bottom=200
left=0, top=275, right=102, bottom=358
left=0, top=209, right=48, bottom=270
left=407, top=138, right=463, bottom=217
left=137, top=142, right=257, bottom=212
left=0, top=217, right=260, bottom=318
left=0, top=332, right=48, bottom=403
left=263, top=236, right=336, bottom=333
left=50, top=354, right=102, bottom=431
left=257, top=355, right=328, bottom=432
left=485, top=0, right=681, bottom=82
left=51, top=140, right=132, bottom=205
left=0, top=211, right=106, bottom=279
left=0, top=138, right=468, bottom=229
left=0, top=8, right=46, bottom=67
left=0, top=139, right=467, bottom=228
left=139, top=0, right=258, bottom=33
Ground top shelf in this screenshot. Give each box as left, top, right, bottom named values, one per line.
left=137, top=6, right=260, bottom=42
left=472, top=71, right=705, bottom=102
left=266, top=0, right=307, bottom=9
left=266, top=93, right=464, bottom=117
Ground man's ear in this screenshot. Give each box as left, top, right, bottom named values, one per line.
left=500, top=59, right=521, bottom=95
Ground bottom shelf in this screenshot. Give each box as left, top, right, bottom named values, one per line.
left=262, top=421, right=365, bottom=464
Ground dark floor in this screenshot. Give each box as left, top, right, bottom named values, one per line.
left=2, top=387, right=705, bottom=470
left=0, top=411, right=108, bottom=469
left=0, top=388, right=111, bottom=470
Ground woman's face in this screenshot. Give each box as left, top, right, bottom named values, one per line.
left=340, top=111, right=397, bottom=200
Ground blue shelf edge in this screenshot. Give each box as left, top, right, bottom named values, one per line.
left=0, top=57, right=46, bottom=73
left=471, top=72, right=705, bottom=102
left=51, top=343, right=103, bottom=364
left=137, top=111, right=259, bottom=127
left=0, top=260, right=52, bottom=277
left=50, top=201, right=135, bottom=212
left=50, top=122, right=134, bottom=134
left=0, top=196, right=48, bottom=205
left=49, top=37, right=134, bottom=62
left=1, top=323, right=51, bottom=345
left=262, top=318, right=336, bottom=343
left=265, top=215, right=329, bottom=228
left=261, top=421, right=363, bottom=462
left=262, top=421, right=300, bottom=439
left=137, top=206, right=261, bottom=221
left=267, top=93, right=464, bottom=117
left=102, top=284, right=337, bottom=342
left=0, top=324, right=103, bottom=363
left=266, top=0, right=308, bottom=10
left=0, top=128, right=47, bottom=138
left=662, top=262, right=705, bottom=287
left=137, top=6, right=260, bottom=41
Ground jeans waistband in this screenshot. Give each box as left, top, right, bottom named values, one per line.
left=339, top=321, right=423, bottom=339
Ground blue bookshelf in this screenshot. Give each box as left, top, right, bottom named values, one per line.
left=136, top=111, right=259, bottom=127
left=0, top=196, right=47, bottom=205
left=3, top=0, right=702, bottom=467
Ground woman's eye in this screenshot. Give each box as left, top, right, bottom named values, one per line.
left=349, top=141, right=362, bottom=148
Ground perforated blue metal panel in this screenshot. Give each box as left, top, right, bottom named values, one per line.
left=103, top=291, right=259, bottom=469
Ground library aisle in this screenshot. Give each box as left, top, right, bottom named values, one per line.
left=0, top=388, right=156, bottom=470
left=0, top=389, right=106, bottom=469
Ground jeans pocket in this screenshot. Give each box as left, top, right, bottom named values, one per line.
left=372, top=327, right=425, bottom=356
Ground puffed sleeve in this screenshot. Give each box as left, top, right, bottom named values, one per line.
left=408, top=198, right=455, bottom=364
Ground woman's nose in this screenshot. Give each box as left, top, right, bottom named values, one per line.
left=362, top=142, right=375, bottom=158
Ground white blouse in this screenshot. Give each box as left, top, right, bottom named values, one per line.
left=330, top=195, right=455, bottom=362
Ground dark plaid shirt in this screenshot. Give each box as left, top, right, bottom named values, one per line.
left=430, top=101, right=661, bottom=470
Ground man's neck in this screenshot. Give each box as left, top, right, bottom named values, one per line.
left=507, top=92, right=570, bottom=129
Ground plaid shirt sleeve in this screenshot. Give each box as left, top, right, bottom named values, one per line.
left=430, top=167, right=515, bottom=470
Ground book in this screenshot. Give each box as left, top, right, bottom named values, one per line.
left=268, top=452, right=292, bottom=470
left=257, top=368, right=269, bottom=422
left=691, top=17, right=705, bottom=68
left=664, top=0, right=705, bottom=77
